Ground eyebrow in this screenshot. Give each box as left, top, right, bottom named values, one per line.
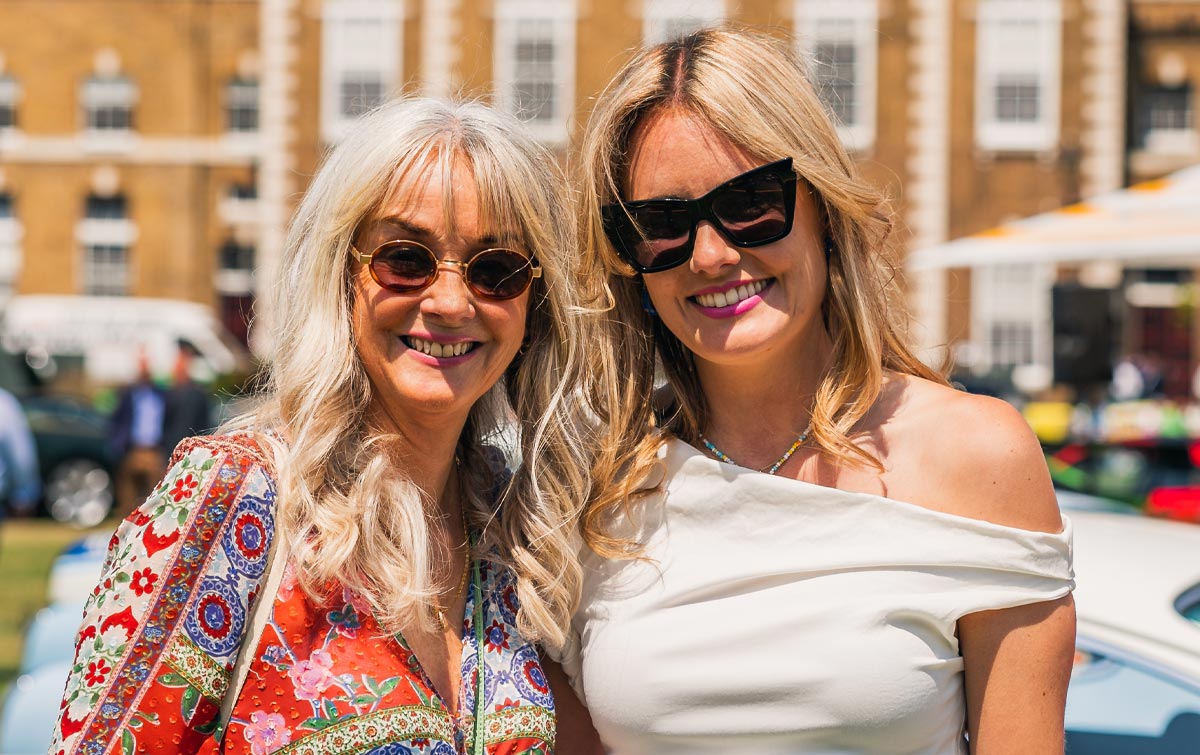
left=374, top=216, right=505, bottom=247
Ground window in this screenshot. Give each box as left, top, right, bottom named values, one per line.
left=0, top=192, right=20, bottom=291
left=1066, top=638, right=1200, bottom=752
left=975, top=0, right=1061, bottom=152
left=0, top=75, right=19, bottom=130
left=219, top=240, right=255, bottom=273
left=494, top=0, right=576, bottom=145
left=320, top=0, right=404, bottom=143
left=795, top=0, right=878, bottom=151
left=971, top=263, right=1051, bottom=373
left=1135, top=84, right=1196, bottom=154
left=226, top=77, right=259, bottom=133
left=82, top=75, right=137, bottom=132
left=643, top=0, right=724, bottom=45
left=339, top=72, right=385, bottom=118
left=79, top=194, right=134, bottom=296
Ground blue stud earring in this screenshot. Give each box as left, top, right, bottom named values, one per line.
left=641, top=288, right=658, bottom=317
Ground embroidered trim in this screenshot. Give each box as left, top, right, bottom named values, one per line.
left=275, top=705, right=453, bottom=755
left=478, top=705, right=556, bottom=746
left=163, top=634, right=229, bottom=702
left=76, top=451, right=255, bottom=746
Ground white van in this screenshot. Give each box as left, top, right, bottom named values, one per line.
left=1, top=294, right=252, bottom=385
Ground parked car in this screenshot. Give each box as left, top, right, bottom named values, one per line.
left=0, top=348, right=115, bottom=527
left=1064, top=503, right=1200, bottom=753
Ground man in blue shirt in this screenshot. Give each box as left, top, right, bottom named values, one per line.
left=108, top=354, right=166, bottom=517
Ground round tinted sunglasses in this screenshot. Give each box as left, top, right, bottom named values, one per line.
left=354, top=240, right=542, bottom=300
left=601, top=157, right=798, bottom=274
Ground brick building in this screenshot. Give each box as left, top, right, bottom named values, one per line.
left=0, top=0, right=1196, bottom=393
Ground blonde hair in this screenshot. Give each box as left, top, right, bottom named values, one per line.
left=230, top=97, right=589, bottom=647
left=579, top=28, right=946, bottom=556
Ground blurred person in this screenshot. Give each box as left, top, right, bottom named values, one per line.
left=51, top=97, right=591, bottom=753
left=0, top=385, right=40, bottom=530
left=562, top=28, right=1076, bottom=754
left=107, top=349, right=167, bottom=517
left=161, top=341, right=213, bottom=455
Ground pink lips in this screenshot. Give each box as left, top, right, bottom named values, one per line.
left=691, top=280, right=773, bottom=319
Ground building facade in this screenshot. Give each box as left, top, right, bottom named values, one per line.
left=0, top=0, right=1196, bottom=394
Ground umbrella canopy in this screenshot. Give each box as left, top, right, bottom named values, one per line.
left=907, top=165, right=1200, bottom=271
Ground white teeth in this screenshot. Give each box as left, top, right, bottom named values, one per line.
left=405, top=337, right=475, bottom=358
left=695, top=280, right=768, bottom=308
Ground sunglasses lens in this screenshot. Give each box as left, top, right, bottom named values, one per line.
left=608, top=204, right=695, bottom=272
left=711, top=173, right=790, bottom=245
left=371, top=242, right=436, bottom=292
left=467, top=249, right=534, bottom=299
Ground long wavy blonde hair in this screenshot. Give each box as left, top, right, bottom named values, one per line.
left=579, top=28, right=947, bottom=557
left=230, top=98, right=590, bottom=647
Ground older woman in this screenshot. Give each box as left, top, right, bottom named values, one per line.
left=51, top=98, right=589, bottom=754
left=562, top=28, right=1076, bottom=754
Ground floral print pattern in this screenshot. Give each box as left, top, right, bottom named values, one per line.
left=49, top=434, right=555, bottom=755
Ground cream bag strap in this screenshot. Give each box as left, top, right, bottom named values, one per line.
left=216, top=528, right=288, bottom=735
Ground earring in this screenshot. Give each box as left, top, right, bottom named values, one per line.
left=824, top=237, right=835, bottom=260
left=641, top=288, right=658, bottom=317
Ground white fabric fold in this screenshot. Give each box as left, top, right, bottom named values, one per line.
left=566, top=439, right=1074, bottom=755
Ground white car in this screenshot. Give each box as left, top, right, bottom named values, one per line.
left=1064, top=502, right=1200, bottom=753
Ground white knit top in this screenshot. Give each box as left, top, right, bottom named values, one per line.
left=560, top=439, right=1075, bottom=755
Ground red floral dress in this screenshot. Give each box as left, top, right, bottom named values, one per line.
left=50, top=435, right=556, bottom=755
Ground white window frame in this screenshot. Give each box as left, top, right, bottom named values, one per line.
left=77, top=195, right=137, bottom=296
left=0, top=76, right=20, bottom=131
left=794, top=0, right=878, bottom=152
left=493, top=0, right=576, bottom=146
left=643, top=0, right=724, bottom=45
left=81, top=75, right=137, bottom=134
left=225, top=77, right=260, bottom=133
left=971, top=262, right=1053, bottom=374
left=0, top=194, right=22, bottom=293
left=1140, top=84, right=1198, bottom=155
left=320, top=0, right=405, bottom=144
left=974, top=0, right=1061, bottom=153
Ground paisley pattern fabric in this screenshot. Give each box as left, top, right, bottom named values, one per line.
left=50, top=434, right=555, bottom=755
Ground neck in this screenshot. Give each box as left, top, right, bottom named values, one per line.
left=694, top=327, right=834, bottom=461
left=367, top=399, right=468, bottom=513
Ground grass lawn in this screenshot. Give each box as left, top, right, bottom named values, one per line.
left=0, top=518, right=108, bottom=698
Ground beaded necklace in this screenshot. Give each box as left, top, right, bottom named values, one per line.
left=701, top=424, right=812, bottom=475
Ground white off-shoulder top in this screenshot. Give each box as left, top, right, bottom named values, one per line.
left=560, top=439, right=1075, bottom=755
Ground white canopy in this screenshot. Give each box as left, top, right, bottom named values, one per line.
left=907, top=164, right=1200, bottom=271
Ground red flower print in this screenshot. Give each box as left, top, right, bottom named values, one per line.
left=485, top=620, right=510, bottom=653
left=130, top=568, right=157, bottom=596
left=141, top=525, right=181, bottom=557
left=59, top=711, right=86, bottom=741
left=169, top=474, right=198, bottom=502
left=84, top=659, right=111, bottom=686
left=495, top=697, right=520, bottom=712
left=100, top=606, right=138, bottom=640
left=78, top=625, right=97, bottom=644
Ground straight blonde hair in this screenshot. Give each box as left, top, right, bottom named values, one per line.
left=229, top=98, right=590, bottom=647
left=578, top=28, right=947, bottom=556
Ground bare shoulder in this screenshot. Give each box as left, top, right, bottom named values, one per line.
left=885, top=375, right=1062, bottom=533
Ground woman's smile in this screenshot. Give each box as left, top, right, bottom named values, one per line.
left=690, top=278, right=775, bottom=318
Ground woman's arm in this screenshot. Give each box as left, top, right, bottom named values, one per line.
left=541, top=655, right=605, bottom=755
left=941, top=395, right=1076, bottom=754
left=51, top=437, right=273, bottom=755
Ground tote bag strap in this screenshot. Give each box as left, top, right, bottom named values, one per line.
left=216, top=527, right=288, bottom=735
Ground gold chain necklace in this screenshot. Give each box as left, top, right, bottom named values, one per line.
left=433, top=515, right=471, bottom=632
left=700, top=423, right=813, bottom=475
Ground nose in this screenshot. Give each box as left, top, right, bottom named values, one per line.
left=419, top=263, right=476, bottom=323
left=688, top=221, right=740, bottom=276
